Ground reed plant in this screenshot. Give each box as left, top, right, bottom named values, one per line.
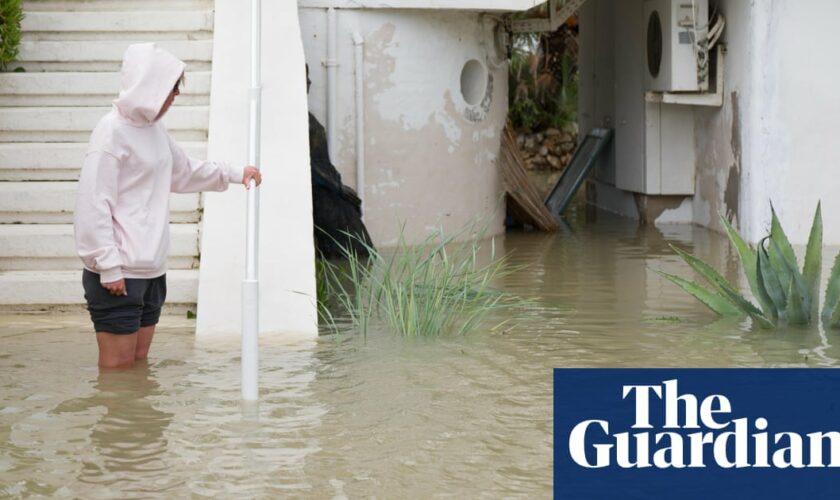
left=659, top=202, right=840, bottom=329
left=318, top=225, right=523, bottom=337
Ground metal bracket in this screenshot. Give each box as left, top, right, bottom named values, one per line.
left=645, top=45, right=726, bottom=107
left=510, top=0, right=588, bottom=33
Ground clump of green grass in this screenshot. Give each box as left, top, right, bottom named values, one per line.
left=319, top=225, right=524, bottom=337
left=659, top=202, right=840, bottom=329
left=1, top=0, right=24, bottom=71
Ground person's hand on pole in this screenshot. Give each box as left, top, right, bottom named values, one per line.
left=101, top=279, right=127, bottom=296
left=242, top=166, right=262, bottom=189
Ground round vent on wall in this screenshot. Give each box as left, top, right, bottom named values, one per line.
left=460, top=59, right=487, bottom=106
left=647, top=10, right=663, bottom=78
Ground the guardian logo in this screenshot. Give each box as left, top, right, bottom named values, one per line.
left=555, top=369, right=840, bottom=499
left=568, top=379, right=840, bottom=469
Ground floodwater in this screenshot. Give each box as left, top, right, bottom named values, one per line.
left=2, top=207, right=839, bottom=498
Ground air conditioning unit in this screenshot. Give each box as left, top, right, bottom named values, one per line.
left=644, top=0, right=709, bottom=92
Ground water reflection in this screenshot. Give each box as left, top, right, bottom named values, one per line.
left=498, top=207, right=838, bottom=368
left=53, top=363, right=175, bottom=496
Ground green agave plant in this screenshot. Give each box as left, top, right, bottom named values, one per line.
left=658, top=202, right=840, bottom=329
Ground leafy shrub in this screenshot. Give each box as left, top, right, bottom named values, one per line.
left=508, top=30, right=578, bottom=133
left=0, top=0, right=24, bottom=71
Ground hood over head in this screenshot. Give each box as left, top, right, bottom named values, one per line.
left=113, top=43, right=186, bottom=126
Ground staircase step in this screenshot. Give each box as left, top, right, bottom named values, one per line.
left=0, top=106, right=209, bottom=142
left=0, top=269, right=198, bottom=305
left=0, top=224, right=200, bottom=270
left=0, top=182, right=201, bottom=224
left=23, top=0, right=214, bottom=12
left=22, top=10, right=213, bottom=33
left=4, top=0, right=215, bottom=307
left=0, top=142, right=207, bottom=180
left=0, top=71, right=210, bottom=106
left=15, top=40, right=212, bottom=72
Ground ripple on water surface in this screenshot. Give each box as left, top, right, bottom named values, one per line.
left=2, top=209, right=839, bottom=497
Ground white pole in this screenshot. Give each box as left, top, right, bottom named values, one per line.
left=242, top=0, right=261, bottom=401
left=352, top=32, right=365, bottom=219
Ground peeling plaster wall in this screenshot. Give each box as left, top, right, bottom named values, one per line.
left=692, top=0, right=754, bottom=236
left=695, top=0, right=840, bottom=245
left=299, top=8, right=506, bottom=246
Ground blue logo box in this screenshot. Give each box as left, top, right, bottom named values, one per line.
left=554, top=369, right=840, bottom=499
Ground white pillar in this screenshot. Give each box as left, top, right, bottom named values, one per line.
left=197, top=0, right=317, bottom=338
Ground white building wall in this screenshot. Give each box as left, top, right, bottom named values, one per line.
left=299, top=8, right=506, bottom=246
left=742, top=0, right=840, bottom=245
left=695, top=0, right=840, bottom=245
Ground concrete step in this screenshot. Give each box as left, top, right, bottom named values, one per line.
left=0, top=224, right=200, bottom=270
left=0, top=142, right=207, bottom=180
left=23, top=0, right=214, bottom=12
left=21, top=10, right=214, bottom=34
left=0, top=182, right=201, bottom=224
left=0, top=269, right=198, bottom=306
left=0, top=71, right=210, bottom=106
left=0, top=106, right=209, bottom=143
left=15, top=40, right=212, bottom=72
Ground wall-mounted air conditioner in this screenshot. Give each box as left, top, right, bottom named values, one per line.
left=644, top=0, right=709, bottom=92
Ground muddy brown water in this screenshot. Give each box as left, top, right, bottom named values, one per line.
left=2, top=208, right=838, bottom=497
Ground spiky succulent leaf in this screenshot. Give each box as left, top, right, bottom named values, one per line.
left=829, top=301, right=840, bottom=329
left=670, top=244, right=775, bottom=329
left=769, top=236, right=811, bottom=319
left=822, top=251, right=840, bottom=324
left=767, top=236, right=792, bottom=297
left=770, top=202, right=800, bottom=271
left=720, top=214, right=774, bottom=318
left=803, top=202, right=823, bottom=316
left=757, top=238, right=785, bottom=320
left=786, top=277, right=809, bottom=325
left=656, top=270, right=741, bottom=316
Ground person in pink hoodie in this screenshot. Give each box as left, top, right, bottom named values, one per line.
left=74, top=43, right=261, bottom=369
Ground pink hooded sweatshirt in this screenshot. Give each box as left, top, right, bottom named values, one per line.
left=74, top=43, right=243, bottom=283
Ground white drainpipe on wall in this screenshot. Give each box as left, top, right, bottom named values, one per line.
left=326, top=8, right=338, bottom=159
left=352, top=32, right=365, bottom=218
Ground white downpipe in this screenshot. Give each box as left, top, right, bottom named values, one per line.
left=352, top=32, right=365, bottom=218
left=326, top=8, right=338, bottom=159
left=242, top=0, right=261, bottom=402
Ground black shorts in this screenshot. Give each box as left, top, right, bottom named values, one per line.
left=82, top=270, right=167, bottom=334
